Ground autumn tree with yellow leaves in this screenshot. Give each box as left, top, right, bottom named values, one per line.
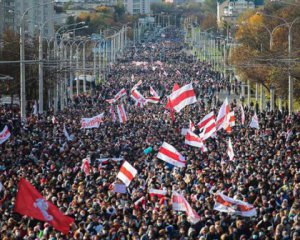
left=230, top=1, right=300, bottom=101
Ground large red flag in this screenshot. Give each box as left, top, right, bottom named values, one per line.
left=14, top=178, right=74, bottom=234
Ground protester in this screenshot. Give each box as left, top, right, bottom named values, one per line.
left=0, top=26, right=299, bottom=240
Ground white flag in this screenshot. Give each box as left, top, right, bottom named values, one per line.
left=227, top=138, right=234, bottom=161
left=249, top=112, right=259, bottom=129
left=63, top=124, right=73, bottom=141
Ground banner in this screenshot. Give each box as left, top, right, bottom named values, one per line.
left=81, top=113, right=104, bottom=129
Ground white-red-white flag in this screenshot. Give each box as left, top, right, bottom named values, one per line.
left=169, top=83, right=197, bottom=113
left=189, top=120, right=195, bottom=132
left=149, top=189, right=167, bottom=199
left=227, top=138, right=234, bottom=161
left=114, top=88, right=127, bottom=101
left=171, top=191, right=201, bottom=224
left=145, top=96, right=160, bottom=104
left=214, top=192, right=257, bottom=217
left=117, top=161, right=137, bottom=187
left=131, top=89, right=147, bottom=106
left=197, top=112, right=215, bottom=130
left=157, top=142, right=186, bottom=168
left=249, top=112, right=259, bottom=129
left=131, top=80, right=142, bottom=91
left=225, top=111, right=235, bottom=133
left=150, top=86, right=159, bottom=97
left=201, top=116, right=217, bottom=141
left=110, top=105, right=116, bottom=123
left=81, top=157, right=91, bottom=176
left=240, top=104, right=245, bottom=125
left=81, top=113, right=104, bottom=129
left=117, top=104, right=127, bottom=123
left=134, top=196, right=146, bottom=210
left=185, top=130, right=206, bottom=152
left=216, top=98, right=230, bottom=130
left=0, top=125, right=11, bottom=145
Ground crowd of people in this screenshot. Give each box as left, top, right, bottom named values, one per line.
left=0, top=27, right=299, bottom=240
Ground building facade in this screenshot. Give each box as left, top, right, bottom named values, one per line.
left=124, top=0, right=150, bottom=15
left=217, top=0, right=256, bottom=26
left=0, top=0, right=54, bottom=38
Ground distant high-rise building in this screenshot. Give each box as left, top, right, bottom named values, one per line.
left=124, top=0, right=150, bottom=15
left=0, top=0, right=54, bottom=38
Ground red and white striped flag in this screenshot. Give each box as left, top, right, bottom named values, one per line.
left=110, top=105, right=116, bottom=123
left=249, top=112, right=259, bottom=129
left=131, top=80, right=142, bottom=91
left=157, top=142, right=186, bottom=168
left=185, top=130, right=205, bottom=149
left=227, top=138, right=234, bottom=161
left=225, top=111, right=235, bottom=133
left=216, top=98, right=230, bottom=130
left=145, top=96, right=160, bottom=104
left=150, top=86, right=159, bottom=97
left=117, top=161, right=137, bottom=187
left=134, top=196, right=146, bottom=210
left=214, top=192, right=257, bottom=217
left=197, top=112, right=215, bottom=131
left=0, top=125, right=11, bottom=145
left=169, top=83, right=197, bottom=113
left=189, top=120, right=195, bottom=132
left=149, top=189, right=167, bottom=199
left=171, top=191, right=201, bottom=224
left=131, top=89, right=147, bottom=106
left=117, top=104, right=127, bottom=123
left=201, top=115, right=217, bottom=141
left=106, top=98, right=115, bottom=104
left=114, top=88, right=127, bottom=101
left=81, top=157, right=91, bottom=176
left=240, top=104, right=245, bottom=125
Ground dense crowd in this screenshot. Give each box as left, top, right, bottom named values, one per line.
left=0, top=27, right=300, bottom=240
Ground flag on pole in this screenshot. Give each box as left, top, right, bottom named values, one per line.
left=171, top=191, right=201, bottom=224
left=189, top=120, right=195, bottom=132
left=117, top=104, right=127, bottom=123
left=201, top=116, right=217, bottom=141
left=249, top=112, right=259, bottom=129
left=117, top=161, right=137, bottom=187
left=14, top=178, right=74, bottom=234
left=134, top=196, right=146, bottom=210
left=168, top=83, right=197, bottom=113
left=240, top=104, right=245, bottom=125
left=197, top=112, right=215, bottom=131
left=131, top=80, right=142, bottom=91
left=185, top=130, right=204, bottom=149
left=110, top=105, right=116, bottom=123
left=227, top=138, right=234, bottom=161
left=150, top=86, right=159, bottom=97
left=81, top=157, right=91, bottom=176
left=213, top=192, right=257, bottom=217
left=216, top=98, right=230, bottom=130
left=149, top=189, right=167, bottom=199
left=0, top=125, right=11, bottom=145
left=157, top=142, right=186, bottom=168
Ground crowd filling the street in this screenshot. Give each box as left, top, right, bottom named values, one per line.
left=0, top=27, right=300, bottom=240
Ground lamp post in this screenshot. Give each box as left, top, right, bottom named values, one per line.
left=257, top=12, right=300, bottom=115
left=20, top=1, right=54, bottom=120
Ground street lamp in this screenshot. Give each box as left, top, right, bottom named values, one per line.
left=20, top=1, right=54, bottom=120
left=257, top=12, right=300, bottom=115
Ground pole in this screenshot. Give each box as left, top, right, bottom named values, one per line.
left=270, top=87, right=275, bottom=111
left=76, top=45, right=79, bottom=96
left=247, top=79, right=251, bottom=107
left=38, top=30, right=43, bottom=114
left=260, top=83, right=264, bottom=112
left=83, top=42, right=87, bottom=93
left=20, top=21, right=26, bottom=120
left=288, top=30, right=292, bottom=115
left=69, top=45, right=73, bottom=101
